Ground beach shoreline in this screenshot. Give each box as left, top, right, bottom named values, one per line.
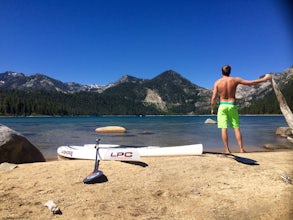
left=1, top=151, right=292, bottom=219
left=44, top=144, right=287, bottom=162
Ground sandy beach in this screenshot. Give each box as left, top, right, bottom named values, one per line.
left=0, top=151, right=292, bottom=220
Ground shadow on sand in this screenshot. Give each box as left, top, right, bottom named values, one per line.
left=204, top=151, right=259, bottom=165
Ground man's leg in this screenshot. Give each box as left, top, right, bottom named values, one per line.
left=229, top=105, right=245, bottom=153
left=234, top=128, right=246, bottom=153
left=221, top=128, right=231, bottom=153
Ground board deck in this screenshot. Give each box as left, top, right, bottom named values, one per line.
left=57, top=144, right=203, bottom=160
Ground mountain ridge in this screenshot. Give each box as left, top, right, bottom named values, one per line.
left=0, top=67, right=292, bottom=115
left=0, top=69, right=206, bottom=93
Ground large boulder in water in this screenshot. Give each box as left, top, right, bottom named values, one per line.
left=0, top=124, right=45, bottom=164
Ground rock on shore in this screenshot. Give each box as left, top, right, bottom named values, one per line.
left=0, top=124, right=45, bottom=164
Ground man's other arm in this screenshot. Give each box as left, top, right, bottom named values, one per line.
left=211, top=82, right=218, bottom=115
left=237, top=74, right=272, bottom=86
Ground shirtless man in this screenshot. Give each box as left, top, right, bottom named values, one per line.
left=211, top=65, right=272, bottom=153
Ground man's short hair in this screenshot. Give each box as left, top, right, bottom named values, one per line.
left=222, top=65, right=231, bottom=76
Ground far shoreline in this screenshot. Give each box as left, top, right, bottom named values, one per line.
left=0, top=114, right=286, bottom=118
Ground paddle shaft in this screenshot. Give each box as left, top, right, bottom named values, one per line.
left=93, top=147, right=100, bottom=172
left=93, top=139, right=101, bottom=172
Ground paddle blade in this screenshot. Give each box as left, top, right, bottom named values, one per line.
left=233, top=156, right=259, bottom=165
left=83, top=171, right=107, bottom=184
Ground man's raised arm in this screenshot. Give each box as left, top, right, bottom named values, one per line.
left=238, top=74, right=272, bottom=86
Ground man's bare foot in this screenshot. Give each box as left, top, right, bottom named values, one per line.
left=240, top=149, right=246, bottom=153
left=225, top=149, right=231, bottom=154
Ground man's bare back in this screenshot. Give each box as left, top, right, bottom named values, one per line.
left=212, top=74, right=272, bottom=111
left=213, top=76, right=238, bottom=102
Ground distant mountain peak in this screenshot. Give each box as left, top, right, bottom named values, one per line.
left=115, top=75, right=144, bottom=84
left=151, top=69, right=201, bottom=88
left=3, top=71, right=25, bottom=77
left=153, top=70, right=187, bottom=81
left=156, top=69, right=180, bottom=78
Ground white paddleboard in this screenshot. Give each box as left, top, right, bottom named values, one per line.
left=57, top=144, right=203, bottom=160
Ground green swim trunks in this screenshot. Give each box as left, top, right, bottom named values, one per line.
left=217, top=102, right=240, bottom=128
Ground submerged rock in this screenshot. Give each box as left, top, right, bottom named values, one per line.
left=0, top=124, right=45, bottom=164
left=287, top=136, right=293, bottom=144
left=263, top=143, right=293, bottom=150
left=276, top=127, right=292, bottom=137
left=275, top=127, right=293, bottom=145
left=204, top=118, right=217, bottom=124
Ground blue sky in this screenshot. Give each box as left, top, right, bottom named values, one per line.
left=0, top=0, right=292, bottom=88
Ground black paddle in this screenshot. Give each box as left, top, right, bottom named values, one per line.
left=204, top=151, right=259, bottom=165
left=83, top=139, right=108, bottom=184
left=225, top=153, right=259, bottom=165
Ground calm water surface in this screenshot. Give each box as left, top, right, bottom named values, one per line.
left=0, top=116, right=288, bottom=159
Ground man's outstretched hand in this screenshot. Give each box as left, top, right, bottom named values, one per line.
left=259, top=74, right=272, bottom=81
left=263, top=74, right=272, bottom=81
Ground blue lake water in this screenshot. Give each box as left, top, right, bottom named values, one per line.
left=0, top=115, right=289, bottom=159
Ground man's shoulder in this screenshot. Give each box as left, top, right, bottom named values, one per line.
left=229, top=77, right=243, bottom=82
left=225, top=76, right=238, bottom=79
left=215, top=78, right=223, bottom=83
